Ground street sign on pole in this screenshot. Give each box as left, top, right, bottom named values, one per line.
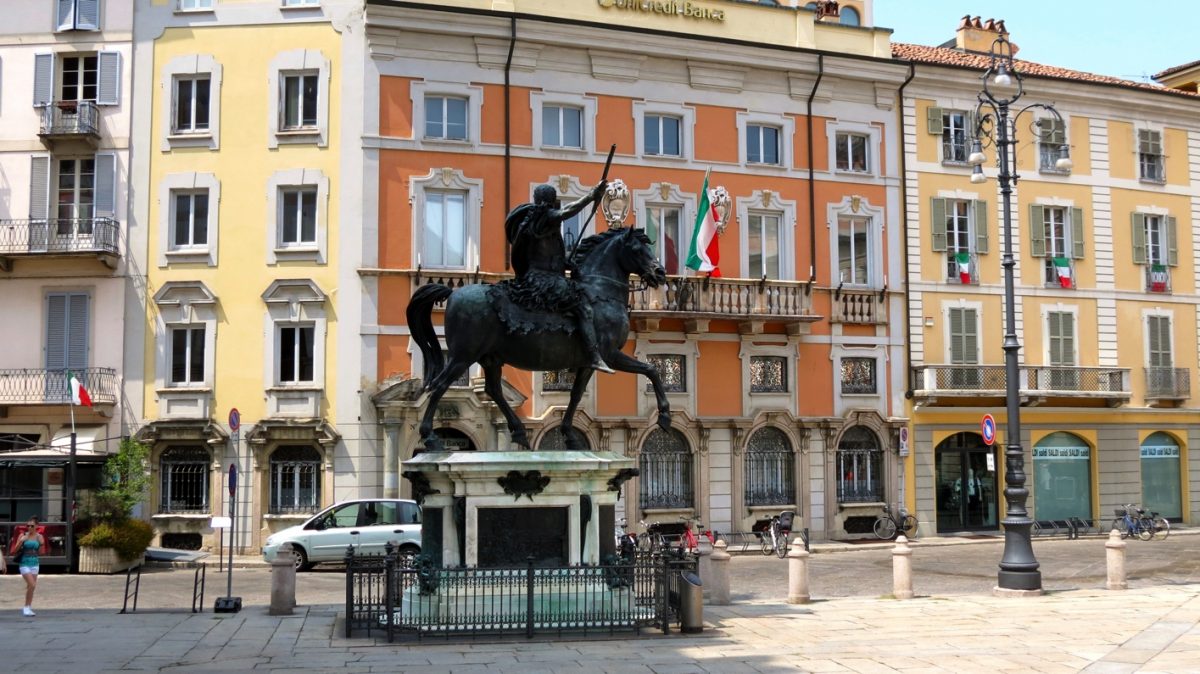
left=981, top=414, right=997, bottom=446
left=228, top=408, right=240, bottom=433
left=216, top=463, right=242, bottom=613
left=228, top=463, right=237, bottom=496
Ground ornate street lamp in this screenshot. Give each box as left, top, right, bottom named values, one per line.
left=969, top=35, right=1071, bottom=593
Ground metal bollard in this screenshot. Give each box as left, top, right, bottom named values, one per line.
left=269, top=542, right=297, bottom=616
left=1105, top=528, right=1127, bottom=590
left=787, top=539, right=810, bottom=604
left=892, top=535, right=914, bottom=600
left=708, top=540, right=731, bottom=605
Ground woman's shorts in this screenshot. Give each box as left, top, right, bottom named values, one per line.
left=18, top=566, right=38, bottom=576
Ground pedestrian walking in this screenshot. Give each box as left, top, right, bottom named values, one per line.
left=10, top=516, right=47, bottom=616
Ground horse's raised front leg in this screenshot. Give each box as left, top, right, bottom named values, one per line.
left=604, top=351, right=671, bottom=431
left=562, top=368, right=594, bottom=451
left=482, top=359, right=530, bottom=450
left=417, top=359, right=472, bottom=452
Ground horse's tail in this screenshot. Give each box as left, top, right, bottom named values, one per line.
left=406, top=284, right=454, bottom=389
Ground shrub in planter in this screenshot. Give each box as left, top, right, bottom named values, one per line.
left=78, top=519, right=154, bottom=562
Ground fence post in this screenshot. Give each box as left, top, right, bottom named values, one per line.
left=891, top=535, right=914, bottom=600
left=526, top=556, right=535, bottom=639
left=384, top=542, right=395, bottom=643
left=1106, top=528, right=1127, bottom=590
left=269, top=542, right=297, bottom=616
left=708, top=540, right=731, bottom=605
left=344, top=545, right=355, bottom=638
left=787, top=539, right=810, bottom=604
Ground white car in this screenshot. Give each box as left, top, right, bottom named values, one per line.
left=262, top=499, right=421, bottom=570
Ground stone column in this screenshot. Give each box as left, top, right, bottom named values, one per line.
left=383, top=424, right=400, bottom=499
left=1106, top=528, right=1127, bottom=590
left=269, top=543, right=297, bottom=615
left=787, top=539, right=810, bottom=604
left=892, top=535, right=914, bottom=600
left=707, top=540, right=731, bottom=605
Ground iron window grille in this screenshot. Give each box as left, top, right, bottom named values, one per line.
left=750, top=356, right=787, bottom=393
left=840, top=357, right=877, bottom=394
left=542, top=369, right=575, bottom=392
left=270, top=445, right=321, bottom=514
left=837, top=426, right=883, bottom=504
left=744, top=427, right=794, bottom=506
left=646, top=354, right=686, bottom=393
left=639, top=428, right=693, bottom=510
left=159, top=446, right=210, bottom=513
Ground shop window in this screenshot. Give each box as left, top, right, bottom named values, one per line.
left=1032, top=432, right=1092, bottom=521
left=1140, top=432, right=1181, bottom=520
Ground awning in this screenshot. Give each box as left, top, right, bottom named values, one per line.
left=0, top=426, right=110, bottom=467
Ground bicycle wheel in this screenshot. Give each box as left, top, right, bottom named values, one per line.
left=1137, top=518, right=1153, bottom=541
left=775, top=531, right=789, bottom=558
left=761, top=530, right=775, bottom=555
left=1110, top=518, right=1128, bottom=539
left=873, top=516, right=897, bottom=540
left=1153, top=517, right=1170, bottom=540
left=901, top=515, right=918, bottom=538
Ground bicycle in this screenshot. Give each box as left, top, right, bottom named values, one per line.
left=873, top=504, right=918, bottom=540
left=1111, top=504, right=1169, bottom=541
left=759, top=510, right=794, bottom=558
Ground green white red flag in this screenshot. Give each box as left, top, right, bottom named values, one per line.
left=1053, top=257, right=1072, bottom=289
left=67, top=370, right=92, bottom=407
left=685, top=168, right=722, bottom=277
left=955, top=252, right=971, bottom=284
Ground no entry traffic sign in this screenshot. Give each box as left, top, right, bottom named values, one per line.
left=981, top=414, right=997, bottom=446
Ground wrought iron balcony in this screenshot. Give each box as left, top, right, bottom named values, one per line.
left=630, top=275, right=818, bottom=330
left=831, top=287, right=886, bottom=324
left=0, top=368, right=118, bottom=406
left=911, top=365, right=1131, bottom=406
left=1144, top=367, right=1190, bottom=402
left=0, top=218, right=120, bottom=269
left=38, top=101, right=100, bottom=144
left=1144, top=265, right=1171, bottom=294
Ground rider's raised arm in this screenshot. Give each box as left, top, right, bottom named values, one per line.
left=556, top=182, right=605, bottom=221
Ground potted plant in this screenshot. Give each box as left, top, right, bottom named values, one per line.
left=77, top=438, right=154, bottom=574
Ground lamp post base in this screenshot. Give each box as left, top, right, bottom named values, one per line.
left=996, top=569, right=1043, bottom=593
left=993, top=584, right=1044, bottom=598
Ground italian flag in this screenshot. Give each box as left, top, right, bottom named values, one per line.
left=955, top=252, right=971, bottom=284
left=1150, top=264, right=1168, bottom=292
left=685, top=168, right=722, bottom=278
left=67, top=370, right=92, bottom=407
left=1053, top=257, right=1073, bottom=289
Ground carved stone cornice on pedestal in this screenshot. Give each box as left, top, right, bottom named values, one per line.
left=697, top=425, right=710, bottom=456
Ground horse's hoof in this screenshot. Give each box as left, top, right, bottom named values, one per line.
left=657, top=413, right=672, bottom=431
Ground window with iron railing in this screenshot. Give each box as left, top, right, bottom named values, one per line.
left=744, top=427, right=794, bottom=507
left=159, top=446, right=210, bottom=513
left=269, top=445, right=321, bottom=514
left=542, top=369, right=575, bottom=392
left=639, top=428, right=692, bottom=510
left=647, top=354, right=686, bottom=393
left=750, top=356, right=787, bottom=393
left=840, top=357, right=877, bottom=394
left=837, top=426, right=883, bottom=504
left=1138, top=129, right=1164, bottom=183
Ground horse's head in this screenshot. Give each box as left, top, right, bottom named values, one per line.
left=618, top=226, right=667, bottom=288
left=576, top=226, right=667, bottom=288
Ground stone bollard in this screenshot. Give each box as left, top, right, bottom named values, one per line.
left=696, top=536, right=713, bottom=600
left=1106, top=528, right=1127, bottom=590
left=269, top=542, right=297, bottom=616
left=892, top=535, right=914, bottom=600
left=787, top=539, right=810, bottom=604
left=707, top=540, right=731, bottom=605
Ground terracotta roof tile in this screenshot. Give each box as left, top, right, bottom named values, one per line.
left=1154, top=58, right=1200, bottom=81
left=892, top=43, right=1199, bottom=99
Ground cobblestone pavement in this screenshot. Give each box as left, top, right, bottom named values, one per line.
left=0, top=535, right=1197, bottom=672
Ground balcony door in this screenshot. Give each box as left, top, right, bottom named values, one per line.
left=45, top=293, right=89, bottom=403
left=935, top=433, right=998, bottom=532
left=56, top=158, right=95, bottom=238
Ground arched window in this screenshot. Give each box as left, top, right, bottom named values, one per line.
left=1032, top=432, right=1091, bottom=521
left=744, top=427, right=794, bottom=506
left=270, top=445, right=321, bottom=514
left=538, top=426, right=591, bottom=451
left=639, top=428, right=692, bottom=510
left=840, top=6, right=860, bottom=25
left=837, top=426, right=882, bottom=503
left=1140, top=432, right=1181, bottom=520
left=160, top=446, right=210, bottom=513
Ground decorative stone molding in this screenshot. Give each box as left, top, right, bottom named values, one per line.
left=688, top=60, right=747, bottom=92
left=589, top=49, right=645, bottom=81
left=474, top=37, right=542, bottom=71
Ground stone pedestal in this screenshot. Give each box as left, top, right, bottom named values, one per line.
left=1106, top=529, right=1127, bottom=590
left=270, top=543, right=297, bottom=615
left=403, top=450, right=636, bottom=568
left=708, top=540, right=731, bottom=605
left=787, top=541, right=810, bottom=604
left=892, top=535, right=913, bottom=600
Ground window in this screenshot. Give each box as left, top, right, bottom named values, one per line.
left=173, top=77, right=210, bottom=134
left=1140, top=433, right=1181, bottom=520
left=747, top=212, right=782, bottom=279
left=542, top=369, right=575, bottom=392
left=178, top=0, right=214, bottom=10
left=1139, top=130, right=1164, bottom=182
left=931, top=198, right=987, bottom=283
left=750, top=356, right=787, bottom=393
left=644, top=114, right=681, bottom=157
left=942, top=111, right=969, bottom=163
left=56, top=0, right=100, bottom=31
left=744, top=427, right=793, bottom=507
left=45, top=292, right=89, bottom=402
left=56, top=158, right=95, bottom=226
left=639, top=428, right=692, bottom=510
left=839, top=6, right=860, bottom=25
left=1046, top=311, right=1078, bottom=389
left=558, top=199, right=583, bottom=251
left=171, top=191, right=208, bottom=249
left=837, top=426, right=883, bottom=504
left=1032, top=433, right=1091, bottom=521
left=170, top=326, right=205, bottom=385
left=1147, top=315, right=1173, bottom=384
left=279, top=187, right=317, bottom=247
left=1132, top=213, right=1177, bottom=292
left=538, top=426, right=590, bottom=451
left=269, top=446, right=321, bottom=514
left=648, top=354, right=685, bottom=393
left=948, top=307, right=981, bottom=388
left=279, top=324, right=315, bottom=383
left=746, top=124, right=780, bottom=165
left=159, top=447, right=210, bottom=513
left=1038, top=118, right=1068, bottom=172
left=835, top=132, right=869, bottom=172
left=1029, top=205, right=1083, bottom=286
left=61, top=55, right=99, bottom=102
left=542, top=105, right=582, bottom=149
left=645, top=204, right=683, bottom=275
left=422, top=190, right=466, bottom=268
left=837, top=216, right=872, bottom=285
left=425, top=95, right=468, bottom=140
left=281, top=73, right=318, bottom=130
left=840, top=357, right=876, bottom=394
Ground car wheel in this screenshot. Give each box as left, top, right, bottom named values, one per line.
left=291, top=545, right=312, bottom=571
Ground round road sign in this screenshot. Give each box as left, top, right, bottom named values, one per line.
left=981, top=414, right=997, bottom=446
left=228, top=463, right=238, bottom=496
left=228, top=408, right=241, bottom=433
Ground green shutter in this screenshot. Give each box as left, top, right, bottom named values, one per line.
left=1071, top=207, right=1085, bottom=259
left=1043, top=118, right=1066, bottom=144
left=931, top=198, right=947, bottom=251
left=927, top=106, right=943, bottom=135
left=1047, top=312, right=1062, bottom=365
left=1131, top=212, right=1146, bottom=265
left=1061, top=313, right=1075, bottom=366
left=974, top=200, right=989, bottom=254
left=949, top=308, right=964, bottom=364
left=1139, top=129, right=1162, bottom=155
left=1028, top=205, right=1046, bottom=257
left=1167, top=215, right=1178, bottom=266
left=963, top=308, right=978, bottom=365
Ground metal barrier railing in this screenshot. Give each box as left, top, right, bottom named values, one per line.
left=119, top=562, right=206, bottom=614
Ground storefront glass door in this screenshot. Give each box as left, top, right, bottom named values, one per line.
left=935, top=433, right=999, bottom=532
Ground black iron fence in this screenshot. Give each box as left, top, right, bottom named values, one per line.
left=0, top=218, right=120, bottom=257
left=1145, top=367, right=1190, bottom=399
left=39, top=100, right=100, bottom=137
left=345, top=544, right=696, bottom=641
left=0, top=367, right=118, bottom=405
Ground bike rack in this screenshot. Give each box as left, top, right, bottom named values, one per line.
left=119, top=564, right=142, bottom=614
left=118, top=562, right=207, bottom=614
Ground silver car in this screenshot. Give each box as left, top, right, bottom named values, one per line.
left=262, top=499, right=421, bottom=570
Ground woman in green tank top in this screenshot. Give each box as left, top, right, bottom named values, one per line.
left=13, top=516, right=45, bottom=617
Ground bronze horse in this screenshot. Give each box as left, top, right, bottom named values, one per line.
left=406, top=227, right=670, bottom=451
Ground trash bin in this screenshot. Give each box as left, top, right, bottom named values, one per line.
left=679, top=570, right=703, bottom=633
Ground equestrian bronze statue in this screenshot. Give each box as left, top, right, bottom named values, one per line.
left=406, top=186, right=671, bottom=451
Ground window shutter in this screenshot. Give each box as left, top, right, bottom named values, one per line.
left=1041, top=118, right=1065, bottom=145
left=29, top=156, right=50, bottom=220
left=1137, top=129, right=1150, bottom=154
left=67, top=293, right=89, bottom=370
left=97, top=51, right=120, bottom=106
left=94, top=153, right=116, bottom=216
left=1071, top=207, right=1085, bottom=259
left=1061, top=314, right=1075, bottom=366
left=1047, top=312, right=1061, bottom=366
left=949, top=308, right=964, bottom=364
left=1167, top=215, right=1178, bottom=266
left=55, top=0, right=74, bottom=31
left=1130, top=212, right=1146, bottom=264
left=974, top=199, right=989, bottom=254
left=33, top=53, right=54, bottom=107
left=930, top=198, right=946, bottom=251
left=1028, top=205, right=1045, bottom=257
left=1148, top=316, right=1162, bottom=367
left=45, top=294, right=67, bottom=370
left=76, top=0, right=100, bottom=30
left=926, top=106, right=943, bottom=135
left=963, top=309, right=978, bottom=364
